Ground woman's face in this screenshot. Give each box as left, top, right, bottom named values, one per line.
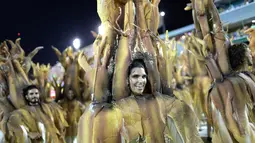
left=129, top=67, right=147, bottom=96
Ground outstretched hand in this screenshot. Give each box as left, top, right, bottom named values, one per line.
left=191, top=0, right=231, bottom=74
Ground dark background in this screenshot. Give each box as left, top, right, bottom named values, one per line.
left=0, top=0, right=193, bottom=65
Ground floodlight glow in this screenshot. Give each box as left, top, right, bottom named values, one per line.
left=73, top=38, right=81, bottom=50
left=160, top=11, right=165, bottom=17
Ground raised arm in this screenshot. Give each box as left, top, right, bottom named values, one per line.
left=78, top=35, right=111, bottom=103
left=0, top=43, right=26, bottom=108
left=192, top=0, right=231, bottom=75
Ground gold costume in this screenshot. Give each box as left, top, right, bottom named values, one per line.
left=117, top=93, right=202, bottom=143
left=77, top=0, right=203, bottom=142
left=6, top=102, right=68, bottom=143
left=7, top=104, right=61, bottom=143
left=78, top=103, right=123, bottom=143
left=60, top=98, right=85, bottom=142
left=187, top=0, right=255, bottom=142
left=0, top=39, right=68, bottom=142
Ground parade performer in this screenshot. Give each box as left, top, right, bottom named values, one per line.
left=0, top=39, right=68, bottom=143
left=77, top=0, right=202, bottom=142
left=6, top=85, right=68, bottom=143
left=59, top=89, right=85, bottom=143
left=187, top=0, right=255, bottom=142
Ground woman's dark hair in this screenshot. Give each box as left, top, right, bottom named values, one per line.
left=23, top=85, right=39, bottom=97
left=228, top=43, right=248, bottom=71
left=128, top=59, right=148, bottom=76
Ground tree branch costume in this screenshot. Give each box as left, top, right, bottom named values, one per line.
left=186, top=0, right=255, bottom=142
left=0, top=40, right=68, bottom=143
left=77, top=0, right=202, bottom=142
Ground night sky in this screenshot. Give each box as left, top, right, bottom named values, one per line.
left=0, top=0, right=193, bottom=65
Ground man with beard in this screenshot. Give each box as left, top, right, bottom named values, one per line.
left=6, top=85, right=67, bottom=143
left=24, top=85, right=40, bottom=106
